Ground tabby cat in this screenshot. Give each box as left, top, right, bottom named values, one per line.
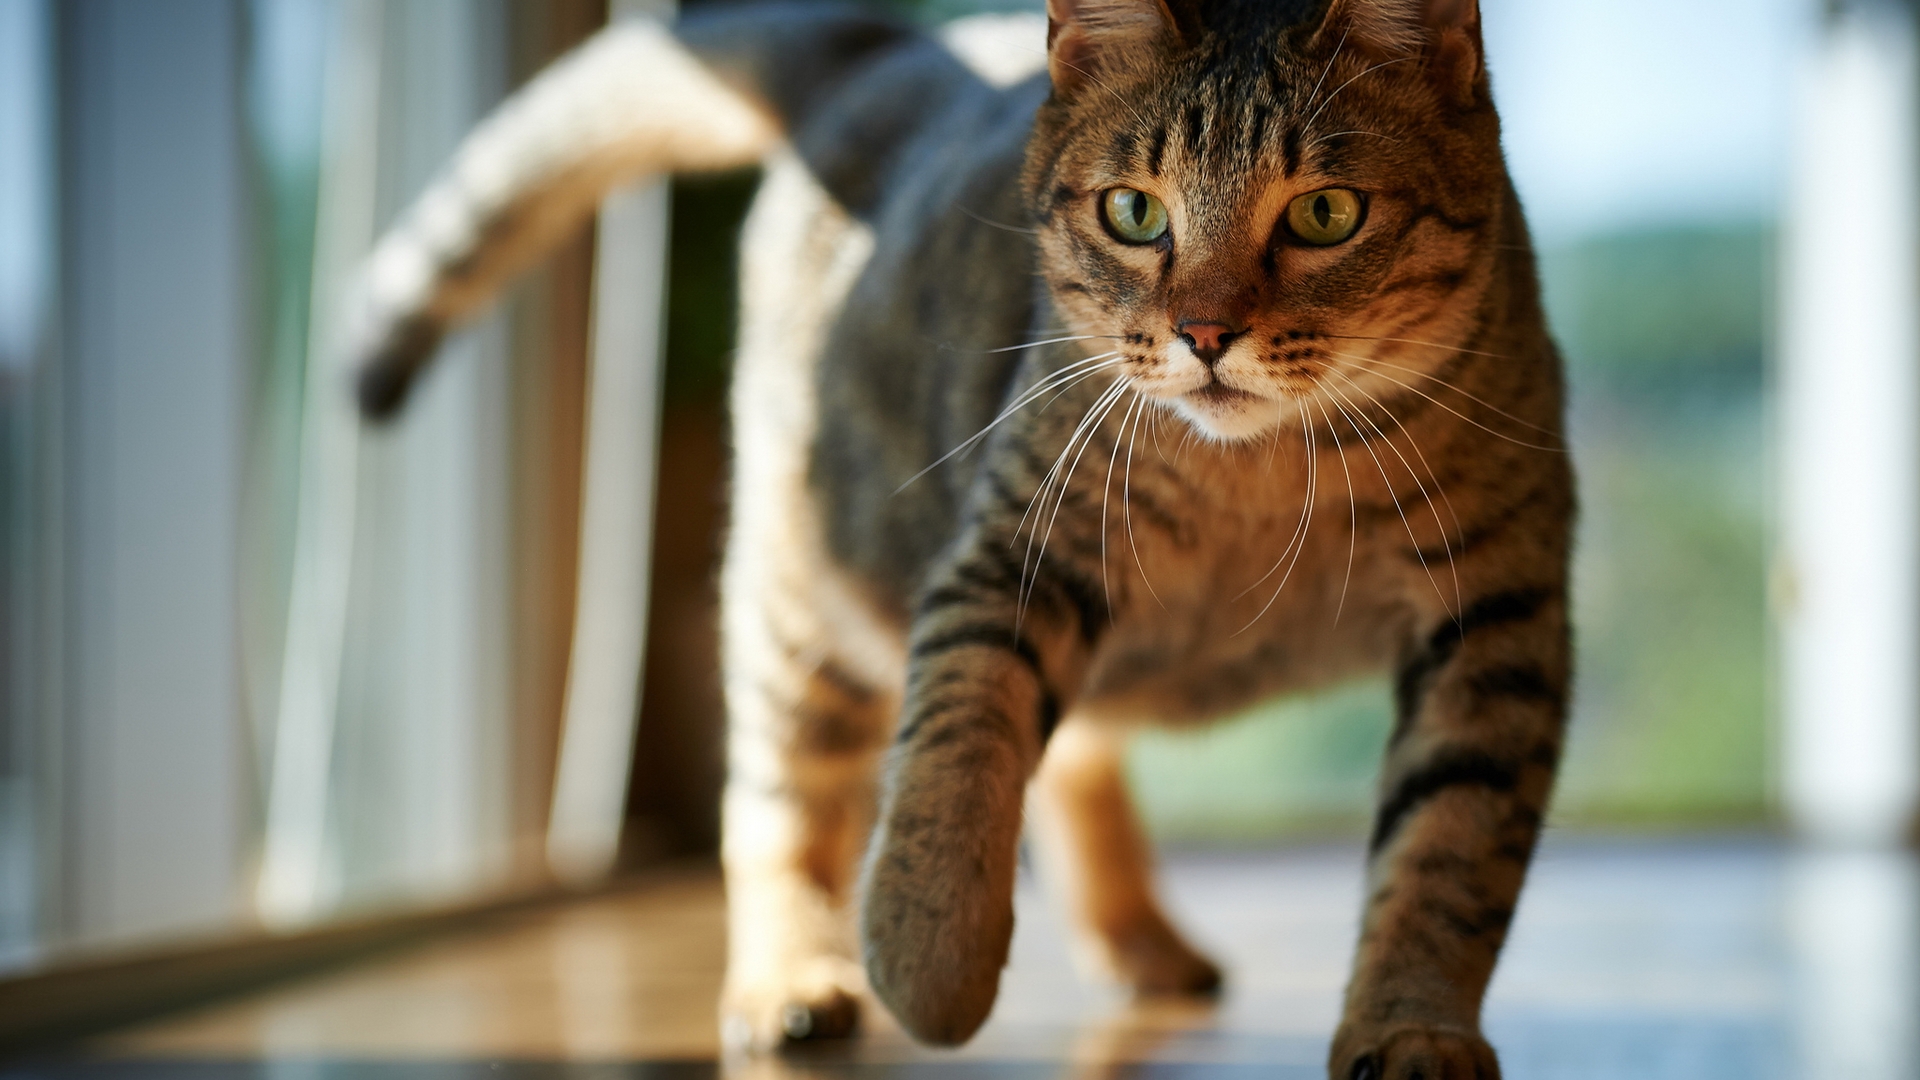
left=353, top=0, right=1572, bottom=1076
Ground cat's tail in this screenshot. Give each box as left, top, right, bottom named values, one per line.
left=350, top=5, right=912, bottom=418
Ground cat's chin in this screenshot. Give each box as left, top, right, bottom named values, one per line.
left=1167, top=388, right=1288, bottom=443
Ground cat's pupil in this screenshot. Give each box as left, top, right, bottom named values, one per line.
left=1314, top=195, right=1332, bottom=229
left=1128, top=194, right=1145, bottom=225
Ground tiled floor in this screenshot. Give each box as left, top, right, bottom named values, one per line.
left=8, top=837, right=1918, bottom=1079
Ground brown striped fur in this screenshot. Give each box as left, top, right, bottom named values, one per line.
left=351, top=2, right=1571, bottom=1076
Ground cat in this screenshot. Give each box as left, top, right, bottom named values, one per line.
left=351, top=1, right=1572, bottom=1076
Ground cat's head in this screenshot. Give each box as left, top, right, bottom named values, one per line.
left=1025, top=0, right=1510, bottom=442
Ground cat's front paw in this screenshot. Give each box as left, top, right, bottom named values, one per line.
left=1330, top=1023, right=1500, bottom=1080
left=859, top=841, right=1016, bottom=1046
left=719, top=961, right=864, bottom=1053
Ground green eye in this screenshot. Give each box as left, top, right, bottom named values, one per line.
left=1286, top=188, right=1365, bottom=246
left=1101, top=188, right=1170, bottom=244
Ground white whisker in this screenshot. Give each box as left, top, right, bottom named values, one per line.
left=1303, top=56, right=1416, bottom=141
left=893, top=353, right=1123, bottom=494
left=1124, top=396, right=1168, bottom=611
left=959, top=206, right=1039, bottom=235
left=1015, top=375, right=1130, bottom=558
left=1035, top=379, right=1134, bottom=562
left=1307, top=129, right=1401, bottom=150
left=1329, top=350, right=1565, bottom=450
left=1020, top=377, right=1134, bottom=625
left=984, top=333, right=1115, bottom=354
left=1324, top=333, right=1509, bottom=360
left=1237, top=397, right=1320, bottom=634
left=1321, top=381, right=1453, bottom=617
left=1044, top=52, right=1151, bottom=128
left=1100, top=391, right=1144, bottom=623
left=1311, top=395, right=1360, bottom=626
left=1235, top=402, right=1315, bottom=599
left=1326, top=369, right=1464, bottom=616
left=1033, top=358, right=1128, bottom=414
left=1264, top=395, right=1287, bottom=470
left=1304, top=23, right=1351, bottom=116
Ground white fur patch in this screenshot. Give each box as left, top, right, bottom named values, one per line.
left=940, top=13, right=1049, bottom=89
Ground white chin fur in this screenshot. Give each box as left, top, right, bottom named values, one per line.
left=1170, top=395, right=1286, bottom=442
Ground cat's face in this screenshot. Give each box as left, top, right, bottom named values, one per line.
left=1027, top=0, right=1507, bottom=443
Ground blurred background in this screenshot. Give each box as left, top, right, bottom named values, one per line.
left=0, top=0, right=1914, bottom=1040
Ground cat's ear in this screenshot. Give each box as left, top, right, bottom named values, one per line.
left=1317, top=0, right=1483, bottom=101
left=1045, top=0, right=1184, bottom=97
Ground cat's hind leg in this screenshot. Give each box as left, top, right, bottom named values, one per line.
left=1028, top=719, right=1221, bottom=997
left=719, top=626, right=896, bottom=1051
left=718, top=544, right=903, bottom=1051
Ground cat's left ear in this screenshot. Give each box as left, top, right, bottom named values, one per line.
left=1045, top=0, right=1187, bottom=97
left=1319, top=0, right=1483, bottom=102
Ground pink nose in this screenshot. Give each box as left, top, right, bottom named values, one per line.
left=1177, top=321, right=1241, bottom=365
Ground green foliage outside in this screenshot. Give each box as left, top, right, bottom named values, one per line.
left=1544, top=226, right=1770, bottom=396
left=1545, top=226, right=1772, bottom=827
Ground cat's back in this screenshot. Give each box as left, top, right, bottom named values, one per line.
left=812, top=67, right=1054, bottom=601
left=714, top=9, right=1057, bottom=609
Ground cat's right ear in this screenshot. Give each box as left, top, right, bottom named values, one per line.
left=1314, top=0, right=1484, bottom=102
left=1045, top=0, right=1182, bottom=97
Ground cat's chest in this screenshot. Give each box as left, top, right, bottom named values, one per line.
left=1068, top=439, right=1416, bottom=724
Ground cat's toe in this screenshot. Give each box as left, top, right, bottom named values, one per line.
left=775, top=990, right=860, bottom=1042
left=720, top=971, right=864, bottom=1053
left=1110, top=921, right=1224, bottom=998
left=1331, top=1024, right=1500, bottom=1080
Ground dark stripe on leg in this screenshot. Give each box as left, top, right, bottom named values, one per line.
left=1369, top=750, right=1518, bottom=855
left=905, top=624, right=1061, bottom=745
left=1465, top=664, right=1563, bottom=710
left=910, top=622, right=1043, bottom=674
left=1392, top=587, right=1553, bottom=742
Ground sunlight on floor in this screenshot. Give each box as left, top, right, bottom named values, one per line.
left=52, top=839, right=1919, bottom=1079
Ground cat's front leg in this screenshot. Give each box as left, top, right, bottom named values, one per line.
left=858, top=549, right=1092, bottom=1046
left=1330, top=581, right=1570, bottom=1080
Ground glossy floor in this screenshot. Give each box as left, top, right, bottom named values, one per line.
left=14, top=838, right=1920, bottom=1079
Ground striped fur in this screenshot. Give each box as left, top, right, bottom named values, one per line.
left=352, top=1, right=1569, bottom=1075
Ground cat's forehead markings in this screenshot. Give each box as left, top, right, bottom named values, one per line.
left=1105, top=127, right=1140, bottom=175
left=1246, top=103, right=1272, bottom=166
left=1145, top=124, right=1169, bottom=178
left=1182, top=102, right=1209, bottom=161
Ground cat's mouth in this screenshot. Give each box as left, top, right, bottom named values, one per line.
left=1190, top=382, right=1255, bottom=406
left=1147, top=356, right=1289, bottom=440
left=1167, top=377, right=1287, bottom=441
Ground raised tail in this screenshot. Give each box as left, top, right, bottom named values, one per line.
left=352, top=4, right=915, bottom=418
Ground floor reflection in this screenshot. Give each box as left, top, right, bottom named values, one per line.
left=1788, top=850, right=1918, bottom=1080
left=19, top=839, right=1918, bottom=1080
